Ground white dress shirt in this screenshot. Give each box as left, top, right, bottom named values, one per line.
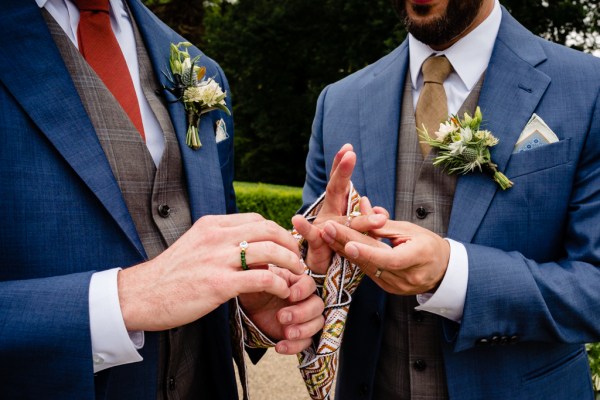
left=412, top=0, right=502, bottom=322
left=36, top=0, right=167, bottom=372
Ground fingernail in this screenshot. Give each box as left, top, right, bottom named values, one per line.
left=346, top=243, right=359, bottom=258
left=324, top=223, right=336, bottom=238
left=288, top=329, right=299, bottom=339
left=322, top=232, right=334, bottom=244
left=280, top=311, right=292, bottom=324
left=276, top=343, right=288, bottom=354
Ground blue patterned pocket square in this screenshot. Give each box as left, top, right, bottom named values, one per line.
left=513, top=113, right=559, bottom=153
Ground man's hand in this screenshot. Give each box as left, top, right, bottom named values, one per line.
left=321, top=219, right=450, bottom=295
left=292, top=143, right=386, bottom=274
left=238, top=267, right=325, bottom=354
left=117, top=213, right=305, bottom=332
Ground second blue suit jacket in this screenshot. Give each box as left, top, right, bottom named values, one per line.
left=303, top=8, right=600, bottom=400
left=0, top=0, right=239, bottom=398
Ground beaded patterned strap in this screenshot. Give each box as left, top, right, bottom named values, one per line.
left=295, top=183, right=364, bottom=400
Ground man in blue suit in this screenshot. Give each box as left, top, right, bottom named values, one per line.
left=0, top=0, right=325, bottom=398
left=298, top=0, right=600, bottom=398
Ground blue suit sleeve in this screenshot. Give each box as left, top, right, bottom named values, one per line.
left=0, top=272, right=96, bottom=397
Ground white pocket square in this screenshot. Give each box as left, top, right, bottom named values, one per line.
left=513, top=113, right=559, bottom=153
left=215, top=118, right=229, bottom=144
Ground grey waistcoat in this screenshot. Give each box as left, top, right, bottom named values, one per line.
left=373, top=71, right=483, bottom=400
left=46, top=12, right=207, bottom=400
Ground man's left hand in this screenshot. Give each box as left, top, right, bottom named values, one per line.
left=321, top=219, right=450, bottom=295
left=238, top=268, right=324, bottom=354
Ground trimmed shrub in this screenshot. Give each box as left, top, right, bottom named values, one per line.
left=234, top=181, right=303, bottom=229
left=588, top=343, right=600, bottom=393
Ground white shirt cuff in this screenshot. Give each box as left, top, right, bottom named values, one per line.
left=415, top=238, right=468, bottom=322
left=89, top=268, right=144, bottom=373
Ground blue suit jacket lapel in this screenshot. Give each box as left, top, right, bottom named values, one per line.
left=0, top=0, right=146, bottom=258
left=447, top=9, right=550, bottom=242
left=358, top=43, right=410, bottom=216
left=128, top=0, right=227, bottom=219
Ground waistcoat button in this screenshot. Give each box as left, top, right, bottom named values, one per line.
left=158, top=204, right=171, bottom=218
left=413, top=359, right=427, bottom=371
left=416, top=207, right=428, bottom=219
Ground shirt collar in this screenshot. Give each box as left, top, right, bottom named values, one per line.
left=409, top=0, right=502, bottom=91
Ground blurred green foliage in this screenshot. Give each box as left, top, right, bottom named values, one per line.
left=145, top=0, right=598, bottom=186
left=588, top=343, right=600, bottom=392
left=233, top=181, right=302, bottom=229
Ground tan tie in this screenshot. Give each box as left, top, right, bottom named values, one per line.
left=415, top=55, right=453, bottom=157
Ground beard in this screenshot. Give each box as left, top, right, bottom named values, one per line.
left=392, top=0, right=484, bottom=47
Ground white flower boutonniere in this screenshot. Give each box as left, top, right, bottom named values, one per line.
left=419, top=107, right=513, bottom=190
left=166, top=42, right=231, bottom=150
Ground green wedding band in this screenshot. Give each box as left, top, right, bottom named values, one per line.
left=240, top=241, right=249, bottom=270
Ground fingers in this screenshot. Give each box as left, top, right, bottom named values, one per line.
left=292, top=214, right=333, bottom=275
left=232, top=269, right=291, bottom=299
left=321, top=149, right=356, bottom=215
left=275, top=313, right=325, bottom=354
left=286, top=272, right=317, bottom=303
left=275, top=294, right=325, bottom=354
left=322, top=221, right=388, bottom=253
left=330, top=143, right=354, bottom=175
left=292, top=214, right=322, bottom=247
left=239, top=241, right=304, bottom=275
left=345, top=213, right=387, bottom=232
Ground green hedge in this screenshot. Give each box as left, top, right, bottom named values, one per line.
left=588, top=343, right=600, bottom=392
left=234, top=181, right=303, bottom=229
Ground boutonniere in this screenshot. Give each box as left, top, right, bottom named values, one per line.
left=419, top=107, right=513, bottom=190
left=165, top=42, right=231, bottom=150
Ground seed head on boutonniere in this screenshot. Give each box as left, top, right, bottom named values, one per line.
left=419, top=106, right=513, bottom=190
left=165, top=42, right=230, bottom=150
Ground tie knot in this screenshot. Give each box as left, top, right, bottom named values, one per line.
left=74, top=0, right=110, bottom=13
left=421, top=55, right=453, bottom=84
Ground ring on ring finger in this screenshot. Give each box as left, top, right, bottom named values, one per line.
left=375, top=268, right=383, bottom=278
left=240, top=241, right=249, bottom=270
left=345, top=211, right=362, bottom=227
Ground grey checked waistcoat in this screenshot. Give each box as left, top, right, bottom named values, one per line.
left=46, top=12, right=206, bottom=400
left=373, top=71, right=483, bottom=400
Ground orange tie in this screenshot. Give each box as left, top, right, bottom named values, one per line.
left=75, top=0, right=145, bottom=140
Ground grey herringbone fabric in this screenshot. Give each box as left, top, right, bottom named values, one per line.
left=47, top=13, right=206, bottom=400
left=373, top=71, right=483, bottom=400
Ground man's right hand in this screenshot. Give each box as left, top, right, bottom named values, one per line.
left=293, top=143, right=387, bottom=274
left=117, top=213, right=304, bottom=332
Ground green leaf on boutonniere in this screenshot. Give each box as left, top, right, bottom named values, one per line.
left=165, top=42, right=231, bottom=150
left=419, top=106, right=513, bottom=190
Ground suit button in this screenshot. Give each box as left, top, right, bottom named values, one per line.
left=158, top=204, right=171, bottom=218
left=491, top=335, right=501, bottom=345
left=499, top=336, right=509, bottom=345
left=358, top=383, right=369, bottom=396
left=413, top=359, right=427, bottom=371
left=416, top=207, right=428, bottom=219
left=475, top=338, right=489, bottom=346
left=412, top=311, right=425, bottom=323
left=510, top=335, right=520, bottom=344
left=168, top=377, right=176, bottom=391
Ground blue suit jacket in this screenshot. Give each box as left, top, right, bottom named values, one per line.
left=303, top=8, right=600, bottom=400
left=0, top=1, right=238, bottom=398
